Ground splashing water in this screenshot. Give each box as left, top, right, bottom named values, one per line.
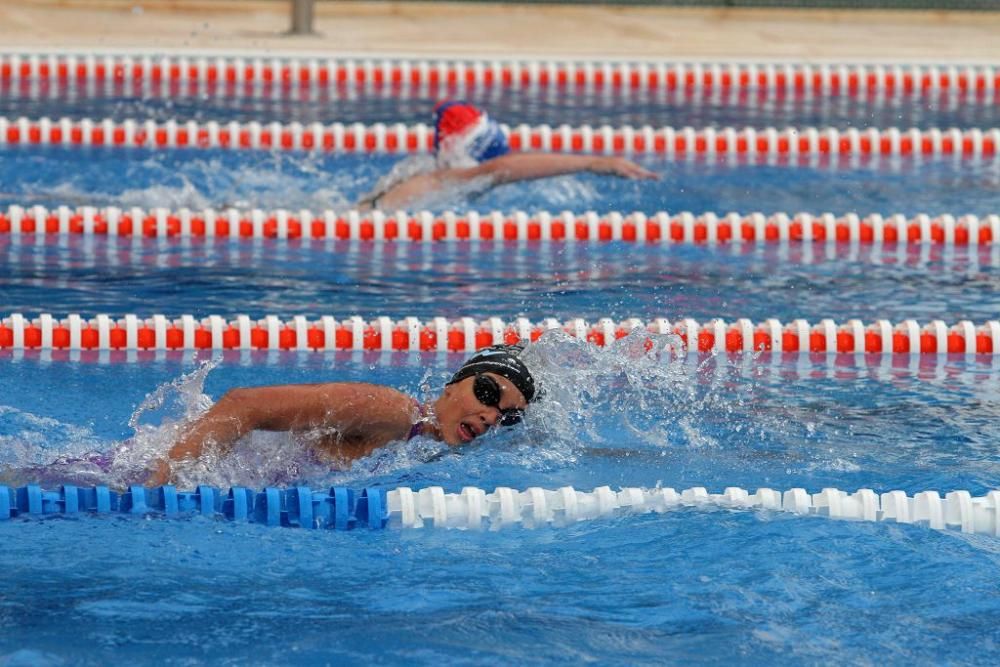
left=517, top=328, right=694, bottom=452
left=119, top=359, right=453, bottom=489
left=0, top=361, right=217, bottom=487
left=0, top=407, right=105, bottom=469
left=151, top=329, right=723, bottom=488
left=0, top=148, right=612, bottom=213
left=495, top=328, right=800, bottom=473
left=109, top=358, right=221, bottom=486
left=0, top=329, right=798, bottom=490
left=0, top=151, right=356, bottom=211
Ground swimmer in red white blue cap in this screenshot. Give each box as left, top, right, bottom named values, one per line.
left=149, top=343, right=537, bottom=485
left=433, top=100, right=513, bottom=167
left=358, top=100, right=657, bottom=210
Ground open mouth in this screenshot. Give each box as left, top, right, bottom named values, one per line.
left=458, top=422, right=478, bottom=442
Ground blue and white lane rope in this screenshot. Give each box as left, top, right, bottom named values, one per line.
left=2, top=484, right=999, bottom=537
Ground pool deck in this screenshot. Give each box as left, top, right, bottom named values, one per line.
left=1, top=0, right=998, bottom=62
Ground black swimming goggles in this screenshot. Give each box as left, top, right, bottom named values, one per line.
left=473, top=373, right=525, bottom=427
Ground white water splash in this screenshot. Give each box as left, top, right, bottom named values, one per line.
left=0, top=406, right=104, bottom=467
left=105, top=358, right=221, bottom=485
left=518, top=328, right=691, bottom=448
left=0, top=360, right=219, bottom=487
left=0, top=330, right=801, bottom=489
left=3, top=152, right=358, bottom=212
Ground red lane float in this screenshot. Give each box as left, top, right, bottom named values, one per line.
left=1, top=314, right=998, bottom=356
left=1, top=116, right=997, bottom=157
left=2, top=206, right=997, bottom=246
left=1, top=53, right=997, bottom=96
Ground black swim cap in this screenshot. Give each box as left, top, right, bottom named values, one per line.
left=448, top=343, right=537, bottom=403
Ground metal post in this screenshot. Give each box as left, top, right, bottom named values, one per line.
left=290, top=0, right=314, bottom=35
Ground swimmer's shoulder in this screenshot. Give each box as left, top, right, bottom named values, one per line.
left=356, top=155, right=438, bottom=210
left=316, top=382, right=416, bottom=419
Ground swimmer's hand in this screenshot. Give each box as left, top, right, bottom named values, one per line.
left=589, top=156, right=660, bottom=180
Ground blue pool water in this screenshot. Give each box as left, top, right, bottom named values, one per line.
left=2, top=70, right=1000, bottom=664
left=2, top=238, right=999, bottom=323
left=3, top=352, right=1000, bottom=664
left=3, top=84, right=999, bottom=129
left=2, top=148, right=1000, bottom=216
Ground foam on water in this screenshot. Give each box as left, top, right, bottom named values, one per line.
left=0, top=360, right=215, bottom=487
left=0, top=149, right=359, bottom=211
left=6, top=146, right=1000, bottom=215
left=0, top=406, right=104, bottom=467
left=0, top=330, right=799, bottom=491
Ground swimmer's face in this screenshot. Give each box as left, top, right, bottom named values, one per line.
left=435, top=373, right=528, bottom=446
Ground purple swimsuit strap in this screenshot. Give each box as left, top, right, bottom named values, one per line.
left=407, top=401, right=428, bottom=440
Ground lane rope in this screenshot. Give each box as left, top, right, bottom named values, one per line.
left=2, top=205, right=998, bottom=245
left=2, top=483, right=998, bottom=537
left=1, top=53, right=997, bottom=96
left=1, top=314, right=998, bottom=356
left=1, top=116, right=997, bottom=157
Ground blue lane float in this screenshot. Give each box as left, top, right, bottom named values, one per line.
left=0, top=484, right=388, bottom=530
left=3, top=483, right=1000, bottom=537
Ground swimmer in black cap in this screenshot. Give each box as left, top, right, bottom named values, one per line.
left=149, top=343, right=537, bottom=485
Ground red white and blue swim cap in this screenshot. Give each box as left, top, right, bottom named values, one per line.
left=433, top=101, right=510, bottom=167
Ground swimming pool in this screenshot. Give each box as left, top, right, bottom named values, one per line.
left=2, top=53, right=1000, bottom=664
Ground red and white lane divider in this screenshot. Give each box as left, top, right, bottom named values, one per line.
left=3, top=206, right=999, bottom=245
left=388, top=484, right=1000, bottom=536
left=1, top=53, right=997, bottom=95
left=2, top=116, right=998, bottom=157
left=2, top=315, right=998, bottom=356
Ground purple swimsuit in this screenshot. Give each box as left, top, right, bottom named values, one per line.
left=407, top=402, right=428, bottom=440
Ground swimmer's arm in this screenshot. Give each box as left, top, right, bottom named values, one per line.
left=150, top=383, right=415, bottom=484
left=361, top=154, right=658, bottom=210
left=467, top=153, right=660, bottom=184
left=357, top=170, right=456, bottom=211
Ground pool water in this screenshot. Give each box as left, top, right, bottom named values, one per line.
left=2, top=148, right=1000, bottom=216
left=3, top=351, right=1000, bottom=664
left=2, top=60, right=1000, bottom=665
left=4, top=82, right=999, bottom=129
left=2, top=238, right=998, bottom=324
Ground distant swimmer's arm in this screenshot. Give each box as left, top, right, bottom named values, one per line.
left=360, top=153, right=658, bottom=210
left=357, top=170, right=461, bottom=211
left=470, top=153, right=660, bottom=185
left=149, top=383, right=415, bottom=484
